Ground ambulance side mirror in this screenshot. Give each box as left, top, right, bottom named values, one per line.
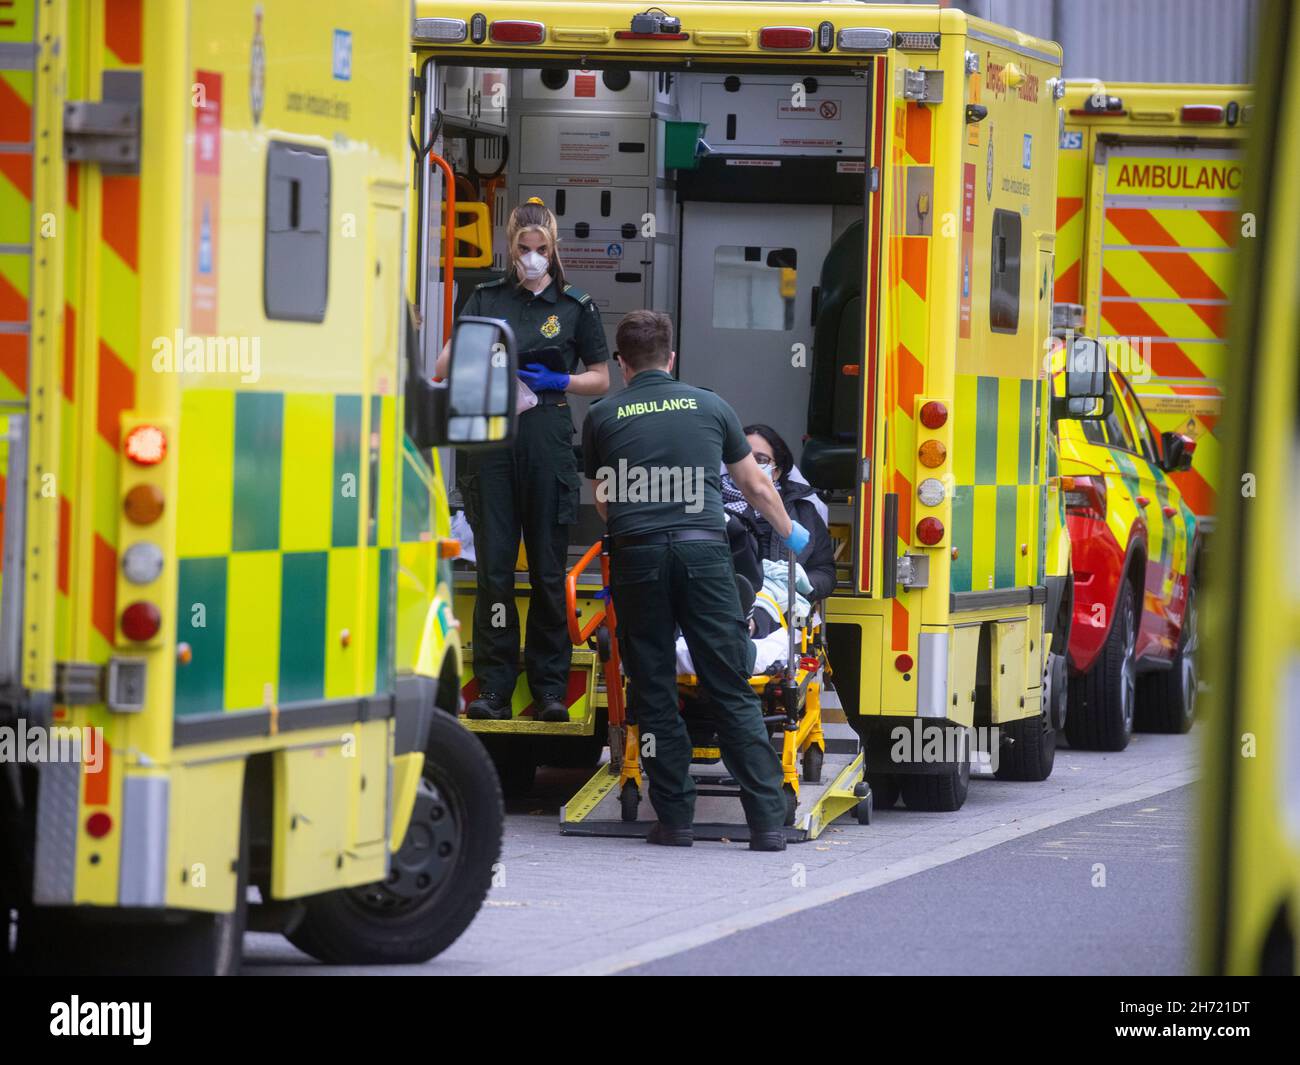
left=444, top=316, right=518, bottom=449
left=1054, top=336, right=1113, bottom=420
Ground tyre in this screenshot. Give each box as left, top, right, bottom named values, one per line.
left=287, top=710, right=503, bottom=966
left=619, top=781, right=640, bottom=822
left=801, top=744, right=824, bottom=784
left=1065, top=578, right=1138, bottom=751
left=995, top=708, right=1056, bottom=782
left=866, top=772, right=900, bottom=810
left=899, top=728, right=970, bottom=812
left=782, top=784, right=798, bottom=827
left=1136, top=577, right=1198, bottom=734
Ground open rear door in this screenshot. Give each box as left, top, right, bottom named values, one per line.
left=855, top=56, right=886, bottom=594
left=0, top=0, right=65, bottom=699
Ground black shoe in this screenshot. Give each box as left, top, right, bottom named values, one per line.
left=646, top=822, right=694, bottom=847
left=748, top=829, right=787, bottom=852
left=536, top=694, right=569, bottom=722
left=466, top=690, right=511, bottom=720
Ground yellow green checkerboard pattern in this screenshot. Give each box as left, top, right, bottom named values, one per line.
left=173, top=390, right=422, bottom=715
left=950, top=374, right=1044, bottom=593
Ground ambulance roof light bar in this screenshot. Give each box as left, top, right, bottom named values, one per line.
left=412, top=17, right=467, bottom=43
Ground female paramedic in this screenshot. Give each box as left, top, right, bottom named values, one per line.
left=435, top=198, right=611, bottom=721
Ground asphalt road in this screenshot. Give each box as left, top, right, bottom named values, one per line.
left=630, top=785, right=1193, bottom=975
left=243, top=727, right=1198, bottom=976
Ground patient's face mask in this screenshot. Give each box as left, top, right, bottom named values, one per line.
left=757, top=461, right=776, bottom=481
left=518, top=250, right=550, bottom=281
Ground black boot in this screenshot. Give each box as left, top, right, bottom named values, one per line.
left=536, top=694, right=569, bottom=722
left=748, top=829, right=787, bottom=852
left=646, top=822, right=694, bottom=847
left=466, top=690, right=511, bottom=721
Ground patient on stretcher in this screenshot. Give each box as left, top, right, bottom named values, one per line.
left=674, top=512, right=815, bottom=676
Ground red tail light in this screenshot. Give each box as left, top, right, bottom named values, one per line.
left=121, top=601, right=161, bottom=642
left=1064, top=475, right=1107, bottom=519
left=919, top=400, right=948, bottom=429
left=1181, top=104, right=1224, bottom=123
left=86, top=812, right=113, bottom=838
left=759, top=26, right=814, bottom=50
left=915, top=517, right=944, bottom=545
left=490, top=20, right=544, bottom=44
left=124, top=425, right=167, bottom=465
left=894, top=653, right=914, bottom=672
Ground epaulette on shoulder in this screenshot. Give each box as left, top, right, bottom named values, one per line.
left=563, top=283, right=593, bottom=306
left=477, top=277, right=507, bottom=290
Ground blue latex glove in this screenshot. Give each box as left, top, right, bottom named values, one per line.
left=517, top=363, right=570, bottom=393
left=783, top=520, right=810, bottom=556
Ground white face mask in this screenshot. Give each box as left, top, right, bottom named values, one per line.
left=518, top=250, right=550, bottom=281
left=757, top=461, right=776, bottom=481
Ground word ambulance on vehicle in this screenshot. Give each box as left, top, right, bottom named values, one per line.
left=411, top=1, right=1097, bottom=812
left=0, top=0, right=513, bottom=974
left=1055, top=80, right=1251, bottom=528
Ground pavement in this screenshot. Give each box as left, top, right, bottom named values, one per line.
left=242, top=723, right=1198, bottom=975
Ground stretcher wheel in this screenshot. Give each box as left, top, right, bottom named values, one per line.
left=782, top=784, right=798, bottom=827
left=852, top=782, right=873, bottom=825
left=596, top=626, right=611, bottom=663
left=801, top=745, right=824, bottom=784
left=619, top=781, right=640, bottom=822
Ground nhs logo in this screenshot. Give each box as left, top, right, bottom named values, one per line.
left=332, top=29, right=352, bottom=81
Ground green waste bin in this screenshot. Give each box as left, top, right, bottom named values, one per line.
left=664, top=121, right=708, bottom=170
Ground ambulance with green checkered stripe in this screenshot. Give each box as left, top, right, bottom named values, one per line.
left=0, top=0, right=516, bottom=974
left=411, top=2, right=1099, bottom=812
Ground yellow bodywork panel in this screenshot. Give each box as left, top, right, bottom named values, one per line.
left=271, top=720, right=390, bottom=900
left=165, top=760, right=246, bottom=914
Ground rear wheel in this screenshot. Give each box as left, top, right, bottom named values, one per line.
left=995, top=708, right=1056, bottom=782
left=801, top=744, right=824, bottom=784
left=899, top=728, right=970, bottom=812
left=15, top=799, right=248, bottom=976
left=1136, top=577, right=1198, bottom=734
left=1065, top=579, right=1138, bottom=751
left=287, top=711, right=502, bottom=965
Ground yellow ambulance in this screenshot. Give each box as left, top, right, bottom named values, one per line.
left=0, top=0, right=515, bottom=974
left=1199, top=0, right=1298, bottom=976
left=413, top=1, right=1091, bottom=810
left=1055, top=79, right=1251, bottom=529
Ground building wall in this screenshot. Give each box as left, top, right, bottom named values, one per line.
left=954, top=0, right=1257, bottom=83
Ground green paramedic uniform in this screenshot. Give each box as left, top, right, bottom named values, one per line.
left=458, top=276, right=609, bottom=704
left=581, top=369, right=787, bottom=829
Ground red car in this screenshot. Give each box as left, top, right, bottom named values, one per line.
left=1055, top=361, right=1201, bottom=751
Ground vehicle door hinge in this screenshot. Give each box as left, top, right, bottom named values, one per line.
left=55, top=662, right=104, bottom=706
left=901, top=67, right=943, bottom=104
left=63, top=70, right=141, bottom=174
left=869, top=166, right=880, bottom=192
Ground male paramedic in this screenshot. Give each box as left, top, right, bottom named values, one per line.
left=581, top=310, right=810, bottom=852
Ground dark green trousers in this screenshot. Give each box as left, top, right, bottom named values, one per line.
left=460, top=402, right=580, bottom=698
left=610, top=539, right=786, bottom=829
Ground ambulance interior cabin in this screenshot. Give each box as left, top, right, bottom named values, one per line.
left=417, top=58, right=873, bottom=588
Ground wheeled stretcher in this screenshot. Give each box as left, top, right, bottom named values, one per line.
left=559, top=538, right=872, bottom=843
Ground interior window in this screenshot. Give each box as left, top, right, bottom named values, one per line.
left=712, top=245, right=798, bottom=331
left=989, top=209, right=1021, bottom=334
